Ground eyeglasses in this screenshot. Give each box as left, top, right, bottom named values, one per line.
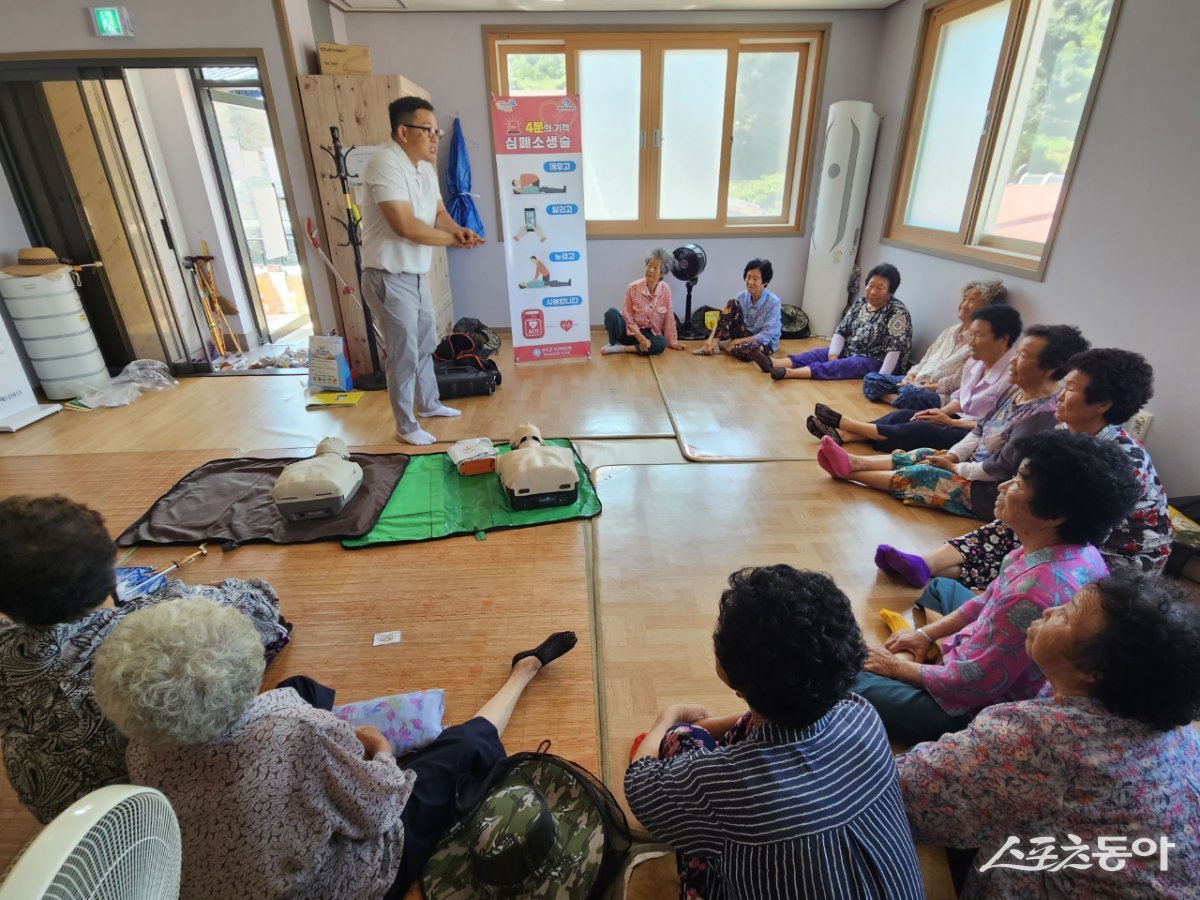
left=402, top=124, right=444, bottom=139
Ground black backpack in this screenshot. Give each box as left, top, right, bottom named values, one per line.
left=451, top=317, right=501, bottom=360
left=780, top=304, right=811, bottom=339
left=433, top=332, right=502, bottom=386
left=431, top=742, right=631, bottom=900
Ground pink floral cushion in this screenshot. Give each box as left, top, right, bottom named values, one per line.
left=332, top=689, right=445, bottom=755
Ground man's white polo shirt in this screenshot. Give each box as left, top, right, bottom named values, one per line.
left=361, top=141, right=440, bottom=276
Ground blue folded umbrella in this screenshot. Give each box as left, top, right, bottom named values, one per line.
left=447, top=117, right=485, bottom=236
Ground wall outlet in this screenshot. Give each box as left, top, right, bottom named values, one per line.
left=1128, top=409, right=1154, bottom=441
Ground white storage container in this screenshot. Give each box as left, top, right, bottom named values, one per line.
left=0, top=273, right=111, bottom=400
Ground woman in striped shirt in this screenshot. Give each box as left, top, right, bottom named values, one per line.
left=625, top=565, right=923, bottom=899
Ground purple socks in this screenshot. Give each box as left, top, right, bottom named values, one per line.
left=875, top=544, right=932, bottom=588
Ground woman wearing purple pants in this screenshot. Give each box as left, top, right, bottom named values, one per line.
left=769, top=263, right=912, bottom=381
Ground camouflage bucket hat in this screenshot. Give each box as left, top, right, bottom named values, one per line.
left=422, top=757, right=606, bottom=899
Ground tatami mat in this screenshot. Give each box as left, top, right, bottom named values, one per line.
left=592, top=461, right=967, bottom=895
left=650, top=337, right=892, bottom=461
left=590, top=464, right=965, bottom=831
left=0, top=333, right=672, bottom=457
left=0, top=450, right=599, bottom=868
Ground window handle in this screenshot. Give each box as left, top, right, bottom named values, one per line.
left=652, top=128, right=661, bottom=148
left=640, top=129, right=646, bottom=148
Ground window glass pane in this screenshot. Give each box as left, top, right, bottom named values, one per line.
left=210, top=92, right=311, bottom=341
left=904, top=2, right=1009, bottom=231
left=200, top=66, right=259, bottom=83
left=579, top=49, right=641, bottom=221
left=505, top=53, right=566, bottom=95
left=977, top=0, right=1113, bottom=245
left=728, top=50, right=799, bottom=218
left=659, top=48, right=727, bottom=220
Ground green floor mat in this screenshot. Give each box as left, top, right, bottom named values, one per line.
left=343, top=439, right=601, bottom=547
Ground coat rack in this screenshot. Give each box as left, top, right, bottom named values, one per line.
left=321, top=126, right=386, bottom=391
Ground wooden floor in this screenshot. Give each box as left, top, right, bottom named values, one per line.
left=650, top=337, right=887, bottom=461
left=0, top=332, right=672, bottom=458
left=0, top=329, right=963, bottom=897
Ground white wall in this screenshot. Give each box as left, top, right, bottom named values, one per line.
left=0, top=180, right=36, bottom=385
left=0, top=165, right=30, bottom=270
left=857, top=0, right=1200, bottom=495
left=0, top=0, right=337, bottom=331
left=344, top=10, right=884, bottom=325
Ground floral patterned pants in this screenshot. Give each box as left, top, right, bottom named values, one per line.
left=947, top=518, right=1020, bottom=589
left=888, top=448, right=978, bottom=519
left=658, top=712, right=754, bottom=899
left=712, top=301, right=771, bottom=361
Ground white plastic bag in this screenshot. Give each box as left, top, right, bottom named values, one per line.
left=74, top=381, right=143, bottom=408
left=116, top=359, right=178, bottom=391
left=73, top=359, right=178, bottom=408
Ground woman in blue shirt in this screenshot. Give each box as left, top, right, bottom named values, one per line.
left=693, top=258, right=782, bottom=364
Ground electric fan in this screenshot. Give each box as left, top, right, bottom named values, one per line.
left=0, top=786, right=181, bottom=900
left=669, top=243, right=707, bottom=340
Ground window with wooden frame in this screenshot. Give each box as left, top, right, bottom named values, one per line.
left=486, top=27, right=825, bottom=237
left=885, top=0, right=1119, bottom=275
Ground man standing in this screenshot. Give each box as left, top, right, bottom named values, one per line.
left=361, top=96, right=483, bottom=445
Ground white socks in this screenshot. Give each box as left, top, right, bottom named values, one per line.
left=417, top=405, right=461, bottom=418
left=600, top=343, right=622, bottom=355
left=398, top=406, right=459, bottom=445
left=397, top=428, right=437, bottom=446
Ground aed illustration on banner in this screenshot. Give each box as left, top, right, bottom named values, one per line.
left=491, top=96, right=591, bottom=363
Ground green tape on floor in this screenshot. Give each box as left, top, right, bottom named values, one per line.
left=342, top=439, right=601, bottom=547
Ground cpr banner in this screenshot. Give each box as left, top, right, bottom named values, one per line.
left=490, top=95, right=590, bottom=363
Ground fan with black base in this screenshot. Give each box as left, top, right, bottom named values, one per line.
left=669, top=243, right=708, bottom=340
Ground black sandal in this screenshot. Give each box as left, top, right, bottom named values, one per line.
left=806, top=415, right=843, bottom=445
left=511, top=631, right=578, bottom=669
left=814, top=403, right=842, bottom=428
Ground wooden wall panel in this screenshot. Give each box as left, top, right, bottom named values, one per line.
left=297, top=73, right=451, bottom=375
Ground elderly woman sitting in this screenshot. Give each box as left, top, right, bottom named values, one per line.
left=602, top=247, right=683, bottom=355
left=813, top=305, right=1021, bottom=451
left=0, top=495, right=288, bottom=825
left=625, top=566, right=924, bottom=899
left=767, top=263, right=912, bottom=380
left=862, top=278, right=1007, bottom=410
left=898, top=574, right=1200, bottom=897
left=817, top=325, right=1088, bottom=520
left=93, top=597, right=576, bottom=899
left=693, top=258, right=781, bottom=363
left=877, top=348, right=1174, bottom=589
left=853, top=431, right=1139, bottom=746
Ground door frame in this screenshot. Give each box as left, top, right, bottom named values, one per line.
left=0, top=49, right=320, bottom=356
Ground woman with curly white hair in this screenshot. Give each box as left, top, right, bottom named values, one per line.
left=94, top=598, right=577, bottom=900
left=601, top=246, right=684, bottom=355
left=0, top=494, right=289, bottom=825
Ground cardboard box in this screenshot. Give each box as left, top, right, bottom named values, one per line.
left=317, top=42, right=373, bottom=75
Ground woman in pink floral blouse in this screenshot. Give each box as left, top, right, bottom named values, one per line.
left=601, top=247, right=684, bottom=356
left=853, top=431, right=1140, bottom=746
left=898, top=573, right=1200, bottom=898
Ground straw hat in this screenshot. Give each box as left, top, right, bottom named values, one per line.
left=0, top=247, right=70, bottom=277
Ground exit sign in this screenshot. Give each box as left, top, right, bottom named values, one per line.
left=91, top=7, right=133, bottom=37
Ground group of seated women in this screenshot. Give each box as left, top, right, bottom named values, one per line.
left=605, top=256, right=1197, bottom=896
left=628, top=436, right=1199, bottom=897
left=1, top=259, right=1195, bottom=899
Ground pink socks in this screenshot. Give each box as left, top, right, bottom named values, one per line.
left=816, top=436, right=853, bottom=479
